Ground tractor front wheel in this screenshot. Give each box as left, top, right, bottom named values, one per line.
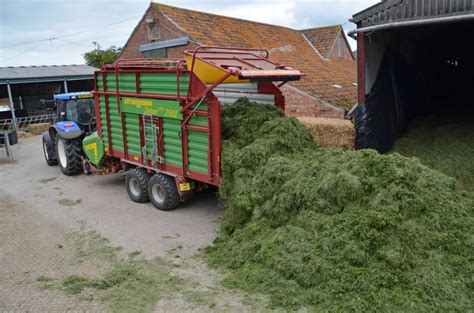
left=42, top=132, right=57, bottom=166
left=55, top=135, right=83, bottom=176
left=148, top=173, right=180, bottom=211
left=125, top=168, right=151, bottom=203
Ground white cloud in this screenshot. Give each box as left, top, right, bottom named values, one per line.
left=208, top=2, right=297, bottom=27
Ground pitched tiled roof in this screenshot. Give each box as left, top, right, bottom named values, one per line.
left=300, top=25, right=342, bottom=59
left=152, top=3, right=357, bottom=109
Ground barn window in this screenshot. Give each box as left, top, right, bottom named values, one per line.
left=146, top=17, right=160, bottom=41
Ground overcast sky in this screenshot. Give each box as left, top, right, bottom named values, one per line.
left=0, top=0, right=379, bottom=67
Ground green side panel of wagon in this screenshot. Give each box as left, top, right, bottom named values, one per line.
left=95, top=72, right=209, bottom=175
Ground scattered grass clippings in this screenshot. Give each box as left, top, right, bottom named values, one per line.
left=128, top=250, right=142, bottom=259
left=39, top=177, right=57, bottom=184
left=205, top=98, right=474, bottom=311
left=58, top=259, right=185, bottom=312
left=162, top=234, right=180, bottom=239
left=36, top=276, right=55, bottom=289
left=39, top=230, right=224, bottom=313
left=58, top=198, right=82, bottom=206
left=62, top=275, right=90, bottom=294
left=69, top=230, right=120, bottom=264
left=182, top=290, right=215, bottom=306
left=37, top=275, right=53, bottom=282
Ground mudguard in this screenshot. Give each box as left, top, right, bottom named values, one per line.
left=42, top=131, right=54, bottom=146
left=82, top=131, right=104, bottom=166
left=53, top=121, right=83, bottom=139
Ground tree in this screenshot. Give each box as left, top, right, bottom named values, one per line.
left=83, top=42, right=122, bottom=68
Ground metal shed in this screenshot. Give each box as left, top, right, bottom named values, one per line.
left=349, top=0, right=474, bottom=152
left=0, top=65, right=96, bottom=129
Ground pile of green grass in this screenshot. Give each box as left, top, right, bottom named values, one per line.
left=392, top=113, right=474, bottom=191
left=206, top=98, right=473, bottom=311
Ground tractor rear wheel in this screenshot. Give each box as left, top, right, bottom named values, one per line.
left=42, top=132, right=57, bottom=166
left=148, top=173, right=180, bottom=211
left=55, top=135, right=83, bottom=176
left=125, top=168, right=151, bottom=203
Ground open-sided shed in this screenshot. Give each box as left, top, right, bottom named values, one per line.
left=350, top=0, right=474, bottom=152
left=0, top=65, right=96, bottom=123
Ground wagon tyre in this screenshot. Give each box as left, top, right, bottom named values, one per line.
left=148, top=173, right=180, bottom=211
left=125, top=168, right=151, bottom=203
left=55, top=135, right=83, bottom=176
left=42, top=132, right=57, bottom=166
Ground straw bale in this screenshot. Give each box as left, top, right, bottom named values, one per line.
left=28, top=123, right=50, bottom=135
left=16, top=131, right=33, bottom=139
left=297, top=117, right=355, bottom=149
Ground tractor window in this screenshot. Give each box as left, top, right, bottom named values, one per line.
left=57, top=100, right=68, bottom=121
left=65, top=99, right=95, bottom=125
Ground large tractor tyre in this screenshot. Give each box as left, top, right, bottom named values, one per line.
left=125, top=168, right=151, bottom=203
left=42, top=132, right=58, bottom=166
left=148, top=173, right=180, bottom=211
left=55, top=135, right=83, bottom=176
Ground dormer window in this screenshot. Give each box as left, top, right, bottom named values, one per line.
left=146, top=17, right=160, bottom=41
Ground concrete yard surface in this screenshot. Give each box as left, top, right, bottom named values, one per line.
left=0, top=136, right=267, bottom=312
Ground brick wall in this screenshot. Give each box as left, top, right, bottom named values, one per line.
left=282, top=85, right=345, bottom=118
left=120, top=9, right=192, bottom=60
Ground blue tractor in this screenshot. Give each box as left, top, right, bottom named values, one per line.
left=42, top=92, right=96, bottom=176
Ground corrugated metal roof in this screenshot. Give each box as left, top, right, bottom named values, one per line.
left=353, top=0, right=474, bottom=27
left=0, top=64, right=97, bottom=84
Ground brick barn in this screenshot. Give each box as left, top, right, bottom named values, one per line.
left=119, top=2, right=357, bottom=118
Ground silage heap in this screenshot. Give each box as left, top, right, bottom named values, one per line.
left=392, top=113, right=474, bottom=192
left=206, top=98, right=473, bottom=311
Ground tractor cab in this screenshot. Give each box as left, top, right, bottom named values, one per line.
left=41, top=91, right=97, bottom=176
left=54, top=92, right=96, bottom=131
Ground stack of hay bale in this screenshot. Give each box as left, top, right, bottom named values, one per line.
left=27, top=123, right=51, bottom=135
left=297, top=117, right=355, bottom=149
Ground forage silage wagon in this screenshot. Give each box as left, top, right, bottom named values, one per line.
left=82, top=46, right=304, bottom=210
